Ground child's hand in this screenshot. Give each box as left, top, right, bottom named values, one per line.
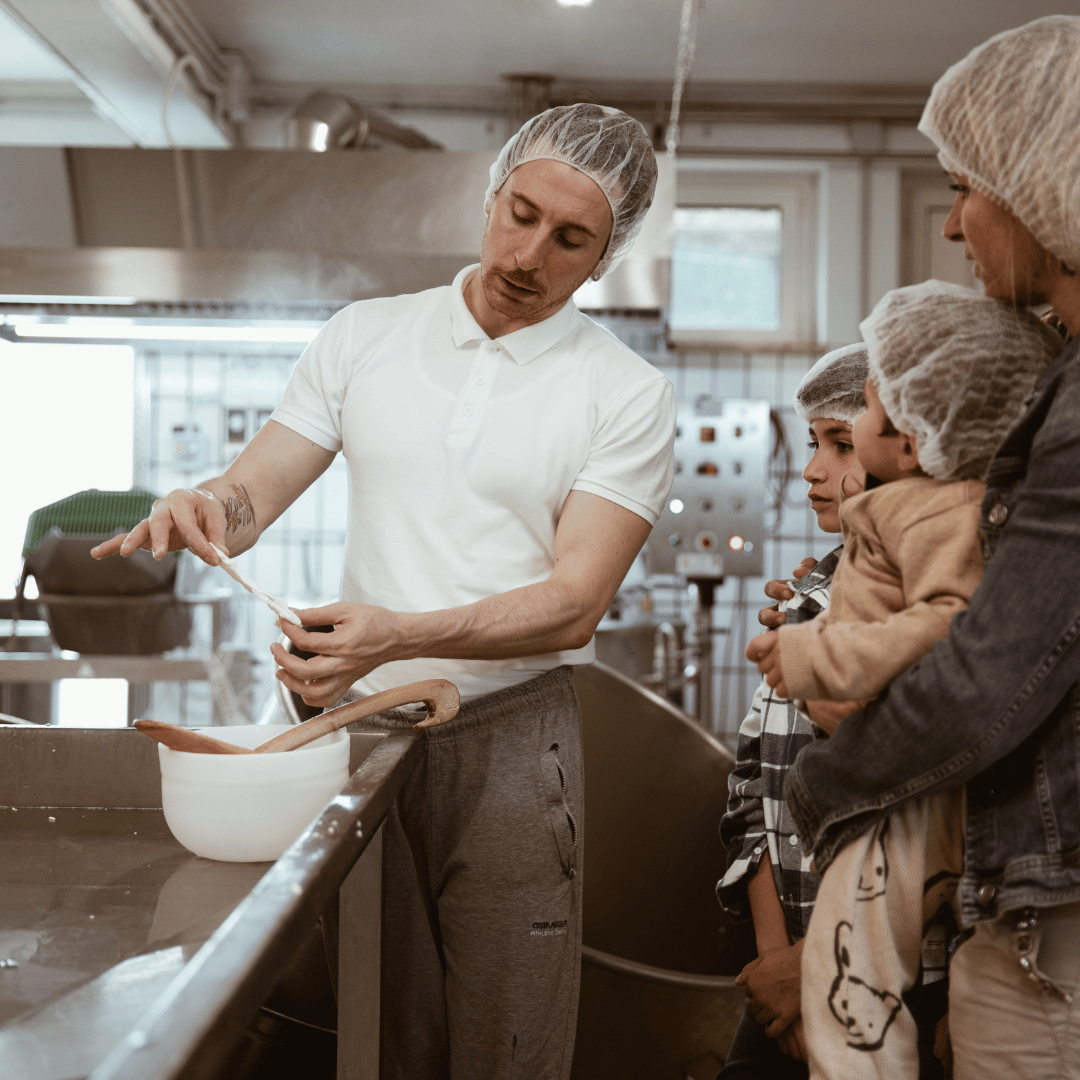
left=746, top=634, right=790, bottom=698
left=758, top=557, right=816, bottom=629
left=934, top=1012, right=950, bottom=1062
left=805, top=698, right=863, bottom=735
left=776, top=1017, right=808, bottom=1062
left=736, top=941, right=803, bottom=1037
left=841, top=464, right=867, bottom=497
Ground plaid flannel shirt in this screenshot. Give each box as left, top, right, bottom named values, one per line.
left=717, top=547, right=841, bottom=944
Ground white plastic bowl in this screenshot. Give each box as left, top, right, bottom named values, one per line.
left=159, top=724, right=350, bottom=862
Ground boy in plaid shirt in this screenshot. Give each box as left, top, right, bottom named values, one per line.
left=717, top=344, right=867, bottom=1079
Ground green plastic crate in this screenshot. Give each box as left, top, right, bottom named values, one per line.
left=22, top=489, right=158, bottom=557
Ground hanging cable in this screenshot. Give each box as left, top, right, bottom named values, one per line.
left=666, top=0, right=703, bottom=158
left=161, top=54, right=201, bottom=249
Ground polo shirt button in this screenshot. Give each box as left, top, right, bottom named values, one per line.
left=486, top=342, right=498, bottom=353
left=988, top=503, right=1008, bottom=526
left=475, top=375, right=486, bottom=384
left=788, top=834, right=799, bottom=846
left=463, top=406, right=474, bottom=418
left=977, top=883, right=997, bottom=906
left=753, top=846, right=763, bottom=856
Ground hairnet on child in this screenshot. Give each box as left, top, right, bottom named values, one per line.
left=919, top=15, right=1080, bottom=272
left=484, top=103, right=658, bottom=280
left=861, top=280, right=1064, bottom=482
left=794, top=344, right=869, bottom=424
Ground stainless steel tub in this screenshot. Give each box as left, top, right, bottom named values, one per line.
left=572, top=663, right=754, bottom=1078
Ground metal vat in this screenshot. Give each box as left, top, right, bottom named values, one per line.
left=572, top=662, right=754, bottom=1078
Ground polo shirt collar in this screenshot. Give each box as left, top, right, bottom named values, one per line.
left=449, top=263, right=578, bottom=366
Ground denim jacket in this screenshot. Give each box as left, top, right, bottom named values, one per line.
left=786, top=336, right=1080, bottom=926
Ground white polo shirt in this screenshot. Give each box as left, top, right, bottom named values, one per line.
left=271, top=264, right=675, bottom=701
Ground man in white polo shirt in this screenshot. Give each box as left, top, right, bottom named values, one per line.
left=95, top=103, right=675, bottom=1079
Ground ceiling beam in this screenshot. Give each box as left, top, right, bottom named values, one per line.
left=0, top=0, right=234, bottom=147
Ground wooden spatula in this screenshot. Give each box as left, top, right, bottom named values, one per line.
left=134, top=679, right=460, bottom=755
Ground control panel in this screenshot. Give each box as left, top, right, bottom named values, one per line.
left=646, top=397, right=768, bottom=578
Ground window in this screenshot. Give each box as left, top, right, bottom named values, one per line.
left=0, top=341, right=134, bottom=592
left=670, top=206, right=782, bottom=333
left=670, top=166, right=817, bottom=346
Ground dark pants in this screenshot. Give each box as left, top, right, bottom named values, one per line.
left=351, top=667, right=583, bottom=1080
left=717, top=1004, right=809, bottom=1080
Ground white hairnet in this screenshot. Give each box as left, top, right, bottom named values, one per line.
left=794, top=344, right=869, bottom=424
left=484, top=103, right=658, bottom=281
left=861, top=280, right=1063, bottom=481
left=919, top=15, right=1080, bottom=272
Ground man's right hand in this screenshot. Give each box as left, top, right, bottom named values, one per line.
left=90, top=487, right=229, bottom=565
left=758, top=557, right=817, bottom=629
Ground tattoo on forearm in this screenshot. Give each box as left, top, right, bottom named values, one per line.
left=222, top=483, right=255, bottom=535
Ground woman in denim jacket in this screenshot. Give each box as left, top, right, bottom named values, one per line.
left=784, top=16, right=1080, bottom=1078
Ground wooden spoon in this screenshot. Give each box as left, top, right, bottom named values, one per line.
left=134, top=679, right=460, bottom=755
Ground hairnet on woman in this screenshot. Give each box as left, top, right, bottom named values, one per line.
left=920, top=15, right=1080, bottom=274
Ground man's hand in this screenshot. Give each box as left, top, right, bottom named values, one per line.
left=776, top=1017, right=808, bottom=1061
left=271, top=602, right=400, bottom=707
left=736, top=939, right=804, bottom=1038
left=804, top=698, right=862, bottom=735
left=90, top=488, right=229, bottom=564
left=758, top=557, right=817, bottom=629
left=746, top=633, right=790, bottom=698
left=90, top=422, right=335, bottom=565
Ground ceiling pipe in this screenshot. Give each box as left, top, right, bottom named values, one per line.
left=284, top=92, right=442, bottom=151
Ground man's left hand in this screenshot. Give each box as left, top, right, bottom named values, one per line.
left=270, top=602, right=398, bottom=707
left=745, top=633, right=790, bottom=698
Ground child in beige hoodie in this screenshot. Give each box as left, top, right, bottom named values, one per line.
left=747, top=280, right=1063, bottom=1080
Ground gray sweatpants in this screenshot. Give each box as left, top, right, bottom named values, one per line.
left=349, top=666, right=583, bottom=1080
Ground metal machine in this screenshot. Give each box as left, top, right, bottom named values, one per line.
left=647, top=397, right=769, bottom=581
left=644, top=397, right=770, bottom=727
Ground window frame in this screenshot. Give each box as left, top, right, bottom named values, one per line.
left=670, top=166, right=818, bottom=347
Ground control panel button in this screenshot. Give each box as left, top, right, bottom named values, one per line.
left=696, top=462, right=719, bottom=476
left=700, top=426, right=716, bottom=442
left=694, top=530, right=719, bottom=552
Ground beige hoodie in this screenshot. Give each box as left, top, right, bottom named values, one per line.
left=777, top=475, right=985, bottom=703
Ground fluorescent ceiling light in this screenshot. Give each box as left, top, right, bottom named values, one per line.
left=0, top=294, right=137, bottom=305
left=9, top=321, right=321, bottom=344
left=556, top=0, right=593, bottom=6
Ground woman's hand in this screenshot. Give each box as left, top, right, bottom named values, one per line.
left=271, top=602, right=403, bottom=707
left=758, top=557, right=817, bottom=628
left=804, top=698, right=863, bottom=735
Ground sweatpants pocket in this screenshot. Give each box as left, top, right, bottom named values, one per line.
left=539, top=744, right=578, bottom=878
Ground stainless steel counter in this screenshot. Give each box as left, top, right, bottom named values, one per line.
left=0, top=725, right=423, bottom=1080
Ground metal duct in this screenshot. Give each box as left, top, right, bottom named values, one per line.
left=284, top=92, right=442, bottom=152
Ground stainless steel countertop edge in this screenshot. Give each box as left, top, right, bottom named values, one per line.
left=87, top=727, right=423, bottom=1080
